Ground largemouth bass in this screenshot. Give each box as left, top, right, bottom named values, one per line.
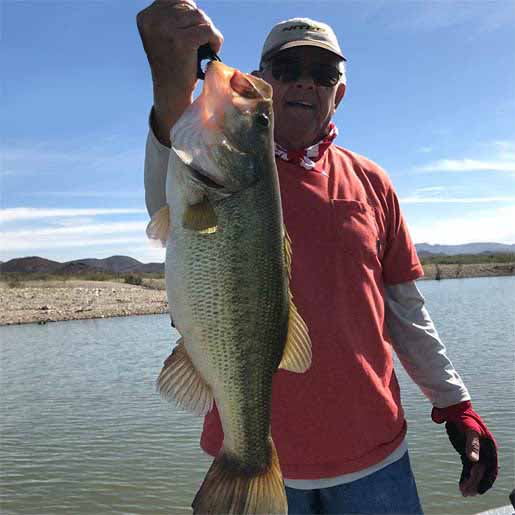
left=147, top=61, right=311, bottom=514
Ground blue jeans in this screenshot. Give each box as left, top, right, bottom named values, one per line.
left=285, top=451, right=424, bottom=514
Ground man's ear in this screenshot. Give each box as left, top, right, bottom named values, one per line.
left=335, top=82, right=346, bottom=109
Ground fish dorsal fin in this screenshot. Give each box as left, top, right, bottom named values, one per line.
left=183, top=198, right=218, bottom=234
left=279, top=227, right=312, bottom=373
left=146, top=205, right=171, bottom=247
left=156, top=338, right=214, bottom=416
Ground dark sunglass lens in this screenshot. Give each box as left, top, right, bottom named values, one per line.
left=272, top=61, right=302, bottom=82
left=312, top=65, right=340, bottom=87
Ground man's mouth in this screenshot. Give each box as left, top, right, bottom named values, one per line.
left=286, top=100, right=314, bottom=110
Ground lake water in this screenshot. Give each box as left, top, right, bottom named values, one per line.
left=1, top=276, right=514, bottom=515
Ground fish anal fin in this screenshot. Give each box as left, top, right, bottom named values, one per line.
left=279, top=290, right=312, bottom=373
left=156, top=338, right=213, bottom=416
left=146, top=205, right=171, bottom=247
left=192, top=439, right=287, bottom=515
left=183, top=198, right=217, bottom=234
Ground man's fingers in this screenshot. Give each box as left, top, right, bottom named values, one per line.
left=176, top=8, right=209, bottom=29
left=138, top=1, right=223, bottom=54
left=465, top=430, right=480, bottom=462
left=179, top=24, right=223, bottom=52
left=460, top=463, right=486, bottom=497
left=152, top=0, right=197, bottom=8
left=198, top=9, right=223, bottom=53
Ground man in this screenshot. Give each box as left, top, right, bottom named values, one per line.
left=137, top=2, right=498, bottom=513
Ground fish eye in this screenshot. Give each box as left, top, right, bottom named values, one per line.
left=256, top=113, right=269, bottom=128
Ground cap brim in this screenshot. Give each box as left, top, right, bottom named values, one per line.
left=262, top=40, right=346, bottom=62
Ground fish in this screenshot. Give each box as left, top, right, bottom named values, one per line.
left=146, top=61, right=311, bottom=515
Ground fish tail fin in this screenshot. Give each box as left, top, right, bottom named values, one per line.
left=192, top=440, right=287, bottom=515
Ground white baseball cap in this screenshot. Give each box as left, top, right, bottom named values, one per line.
left=260, top=18, right=346, bottom=63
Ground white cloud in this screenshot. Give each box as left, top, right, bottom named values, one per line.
left=0, top=141, right=143, bottom=177
left=0, top=206, right=155, bottom=260
left=410, top=205, right=515, bottom=245
left=0, top=235, right=149, bottom=252
left=412, top=186, right=446, bottom=194
left=401, top=196, right=515, bottom=204
left=0, top=221, right=146, bottom=240
left=417, top=159, right=515, bottom=173
left=416, top=140, right=515, bottom=174
left=0, top=208, right=147, bottom=223
left=29, top=190, right=144, bottom=198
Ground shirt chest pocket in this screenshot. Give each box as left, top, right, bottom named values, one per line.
left=330, top=199, right=381, bottom=263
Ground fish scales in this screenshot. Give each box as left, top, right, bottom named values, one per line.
left=169, top=171, right=287, bottom=461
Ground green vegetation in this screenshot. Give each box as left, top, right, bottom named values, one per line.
left=5, top=275, right=24, bottom=288
left=124, top=274, right=143, bottom=286
left=420, top=253, right=515, bottom=265
left=0, top=271, right=165, bottom=286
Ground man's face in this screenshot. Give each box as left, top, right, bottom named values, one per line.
left=259, top=46, right=346, bottom=150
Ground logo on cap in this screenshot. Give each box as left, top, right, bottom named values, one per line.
left=282, top=24, right=325, bottom=32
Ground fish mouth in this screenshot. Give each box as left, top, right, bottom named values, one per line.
left=189, top=165, right=225, bottom=190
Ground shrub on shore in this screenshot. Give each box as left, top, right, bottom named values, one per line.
left=420, top=252, right=515, bottom=265
left=124, top=274, right=143, bottom=286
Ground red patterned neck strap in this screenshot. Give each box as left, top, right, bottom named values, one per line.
left=274, top=122, right=338, bottom=172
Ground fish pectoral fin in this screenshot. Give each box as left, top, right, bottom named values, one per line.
left=146, top=204, right=171, bottom=247
left=278, top=290, right=312, bottom=373
left=156, top=338, right=213, bottom=416
left=183, top=198, right=218, bottom=234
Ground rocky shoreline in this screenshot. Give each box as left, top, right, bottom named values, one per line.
left=1, top=263, right=514, bottom=326
left=0, top=280, right=169, bottom=326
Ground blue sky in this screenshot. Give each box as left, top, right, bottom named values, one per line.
left=1, top=0, right=514, bottom=263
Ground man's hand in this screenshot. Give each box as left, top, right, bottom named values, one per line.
left=460, top=430, right=486, bottom=496
left=431, top=401, right=498, bottom=497
left=136, top=0, right=223, bottom=144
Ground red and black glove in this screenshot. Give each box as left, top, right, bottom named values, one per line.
left=432, top=400, right=498, bottom=495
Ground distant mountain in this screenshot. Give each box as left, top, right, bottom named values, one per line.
left=0, top=256, right=63, bottom=273
left=137, top=262, right=165, bottom=273
left=0, top=256, right=164, bottom=274
left=415, top=243, right=515, bottom=256
left=55, top=262, right=104, bottom=275
left=67, top=255, right=144, bottom=274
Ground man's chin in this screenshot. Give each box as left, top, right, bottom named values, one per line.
left=275, top=125, right=318, bottom=149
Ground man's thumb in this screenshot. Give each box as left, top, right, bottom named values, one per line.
left=466, top=430, right=480, bottom=462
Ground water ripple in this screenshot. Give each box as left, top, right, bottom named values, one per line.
left=1, top=277, right=514, bottom=514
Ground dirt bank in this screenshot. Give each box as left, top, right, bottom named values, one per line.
left=0, top=280, right=168, bottom=326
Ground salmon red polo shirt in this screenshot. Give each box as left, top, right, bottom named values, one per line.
left=200, top=144, right=424, bottom=479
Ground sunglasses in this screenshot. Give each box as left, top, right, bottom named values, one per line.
left=268, top=60, right=342, bottom=87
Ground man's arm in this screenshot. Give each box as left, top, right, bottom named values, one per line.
left=144, top=117, right=171, bottom=217
left=137, top=0, right=223, bottom=147
left=384, top=280, right=470, bottom=407
left=385, top=280, right=498, bottom=497
left=137, top=0, right=223, bottom=217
